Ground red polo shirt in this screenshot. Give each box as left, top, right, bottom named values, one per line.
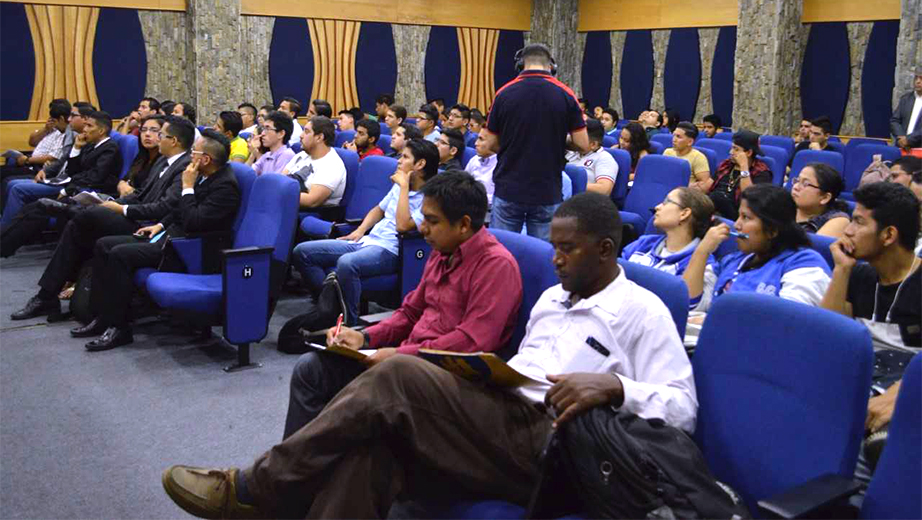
left=359, top=146, right=384, bottom=161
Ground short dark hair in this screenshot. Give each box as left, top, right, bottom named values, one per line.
left=470, top=108, right=486, bottom=125
left=87, top=110, right=113, bottom=132
left=281, top=97, right=302, bottom=116
left=141, top=97, right=161, bottom=112
left=427, top=98, right=445, bottom=107
left=164, top=115, right=195, bottom=149
left=200, top=128, right=231, bottom=166
left=309, top=115, right=336, bottom=146
left=356, top=118, right=380, bottom=144
left=602, top=107, right=619, bottom=121
left=218, top=110, right=243, bottom=137
left=853, top=182, right=921, bottom=251
left=912, top=171, right=922, bottom=186
left=177, top=102, right=196, bottom=124
left=349, top=107, right=364, bottom=122
left=703, top=114, right=723, bottom=128
left=739, top=184, right=811, bottom=257
left=675, top=121, right=698, bottom=139
left=450, top=104, right=471, bottom=120
left=811, top=116, right=832, bottom=135
left=892, top=156, right=922, bottom=175
left=805, top=162, right=845, bottom=206
left=405, top=139, right=439, bottom=180
left=311, top=99, right=333, bottom=118
left=73, top=101, right=96, bottom=116
left=389, top=105, right=407, bottom=121
left=441, top=128, right=464, bottom=157
left=585, top=119, right=604, bottom=144
left=554, top=192, right=623, bottom=249
left=237, top=102, right=257, bottom=118
left=265, top=110, right=294, bottom=143
left=376, top=93, right=394, bottom=106
left=259, top=103, right=275, bottom=113
left=419, top=104, right=439, bottom=123
left=338, top=109, right=355, bottom=121
left=160, top=101, right=176, bottom=116
left=400, top=123, right=423, bottom=141
left=420, top=170, right=488, bottom=230
left=49, top=98, right=71, bottom=120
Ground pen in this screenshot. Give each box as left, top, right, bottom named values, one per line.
left=729, top=230, right=749, bottom=239
left=334, top=313, right=343, bottom=338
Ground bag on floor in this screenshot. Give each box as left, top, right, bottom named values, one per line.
left=69, top=261, right=94, bottom=324
left=277, top=272, right=347, bottom=354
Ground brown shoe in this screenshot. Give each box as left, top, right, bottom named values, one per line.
left=161, top=466, right=264, bottom=519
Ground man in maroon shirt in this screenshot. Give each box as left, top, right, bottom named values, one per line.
left=343, top=118, right=384, bottom=161
left=282, top=171, right=523, bottom=438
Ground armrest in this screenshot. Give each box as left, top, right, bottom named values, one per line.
left=221, top=246, right=275, bottom=345
left=756, top=474, right=861, bottom=519
left=168, top=237, right=204, bottom=274
left=221, top=246, right=274, bottom=259
left=331, top=222, right=359, bottom=238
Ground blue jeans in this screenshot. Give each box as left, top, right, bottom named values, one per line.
left=490, top=196, right=559, bottom=242
left=291, top=239, right=398, bottom=324
left=1, top=180, right=60, bottom=227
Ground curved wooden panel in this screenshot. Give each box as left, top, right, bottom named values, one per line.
left=663, top=28, right=701, bottom=122
left=23, top=5, right=44, bottom=119
left=800, top=22, right=850, bottom=134
left=84, top=7, right=100, bottom=109
left=861, top=21, right=899, bottom=138
left=305, top=19, right=360, bottom=113
left=456, top=27, right=499, bottom=113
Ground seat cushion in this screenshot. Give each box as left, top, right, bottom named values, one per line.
left=146, top=273, right=223, bottom=315
left=133, top=268, right=157, bottom=288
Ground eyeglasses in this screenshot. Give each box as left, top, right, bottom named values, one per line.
left=140, top=126, right=160, bottom=134
left=793, top=178, right=821, bottom=190
left=263, top=126, right=278, bottom=133
left=661, top=197, right=683, bottom=208
left=158, top=132, right=176, bottom=140
left=190, top=150, right=213, bottom=160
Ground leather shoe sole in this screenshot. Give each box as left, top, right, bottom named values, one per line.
left=10, top=299, right=60, bottom=321
left=85, top=329, right=133, bottom=352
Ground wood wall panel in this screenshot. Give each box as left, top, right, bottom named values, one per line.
left=802, top=0, right=900, bottom=22
left=1, top=0, right=184, bottom=11
left=307, top=19, right=361, bottom=114
left=456, top=28, right=499, bottom=114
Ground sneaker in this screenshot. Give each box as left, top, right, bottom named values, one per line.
left=161, top=466, right=265, bottom=519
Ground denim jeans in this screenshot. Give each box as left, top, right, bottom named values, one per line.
left=489, top=196, right=559, bottom=242
left=291, top=239, right=398, bottom=324
left=1, top=180, right=60, bottom=227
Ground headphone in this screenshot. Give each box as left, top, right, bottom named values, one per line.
left=514, top=43, right=558, bottom=76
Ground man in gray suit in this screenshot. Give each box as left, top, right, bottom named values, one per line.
left=890, top=69, right=922, bottom=150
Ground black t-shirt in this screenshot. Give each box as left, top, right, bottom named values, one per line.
left=847, top=262, right=921, bottom=347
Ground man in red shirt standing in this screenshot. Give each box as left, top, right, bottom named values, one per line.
left=282, top=170, right=523, bottom=438
left=344, top=118, right=385, bottom=161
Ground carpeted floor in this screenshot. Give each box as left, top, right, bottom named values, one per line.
left=0, top=244, right=322, bottom=519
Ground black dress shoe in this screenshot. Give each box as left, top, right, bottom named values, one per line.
left=85, top=326, right=133, bottom=352
left=10, top=296, right=61, bottom=320
left=70, top=318, right=105, bottom=338
left=37, top=198, right=77, bottom=218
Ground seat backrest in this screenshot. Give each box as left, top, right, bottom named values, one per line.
left=693, top=292, right=873, bottom=514
left=238, top=131, right=252, bottom=141
left=461, top=146, right=476, bottom=168
left=290, top=141, right=302, bottom=154
left=488, top=229, right=558, bottom=360
left=617, top=259, right=688, bottom=337
left=377, top=134, right=392, bottom=155
left=843, top=144, right=902, bottom=192
left=602, top=134, right=618, bottom=148
left=404, top=117, right=417, bottom=126
left=563, top=164, right=588, bottom=195
left=807, top=233, right=835, bottom=269
left=826, top=140, right=845, bottom=154
left=760, top=135, right=795, bottom=157
left=233, top=174, right=300, bottom=265
left=713, top=216, right=739, bottom=259
left=604, top=148, right=631, bottom=209
left=648, top=141, right=665, bottom=154
left=333, top=147, right=361, bottom=219
left=623, top=155, right=690, bottom=218
left=713, top=132, right=734, bottom=141
left=227, top=162, right=258, bottom=233
left=347, top=155, right=398, bottom=221
left=334, top=129, right=355, bottom=148
left=696, top=138, right=732, bottom=161
left=693, top=145, right=718, bottom=177
left=378, top=121, right=391, bottom=135
left=862, top=354, right=922, bottom=519
left=757, top=155, right=777, bottom=184
left=465, top=133, right=478, bottom=148
left=789, top=150, right=845, bottom=188
left=117, top=134, right=139, bottom=180
left=651, top=133, right=673, bottom=151
left=759, top=144, right=790, bottom=186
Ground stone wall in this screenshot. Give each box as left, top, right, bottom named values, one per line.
left=841, top=23, right=873, bottom=136
left=608, top=31, right=626, bottom=117
left=392, top=24, right=430, bottom=109
left=650, top=30, right=670, bottom=113
left=240, top=16, right=274, bottom=108
left=138, top=10, right=194, bottom=105
left=894, top=0, right=922, bottom=105
left=529, top=0, right=582, bottom=94
left=696, top=28, right=720, bottom=122
left=186, top=0, right=243, bottom=126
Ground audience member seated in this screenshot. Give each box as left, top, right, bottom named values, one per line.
left=565, top=119, right=616, bottom=195
left=375, top=93, right=394, bottom=122
left=5, top=99, right=72, bottom=176
left=465, top=130, right=497, bottom=204
left=247, top=111, right=295, bottom=175
left=600, top=107, right=619, bottom=136
left=384, top=104, right=407, bottom=134
left=118, top=115, right=167, bottom=200
left=337, top=109, right=358, bottom=132
left=416, top=104, right=441, bottom=143
left=308, top=99, right=333, bottom=119
left=290, top=139, right=438, bottom=324
left=623, top=187, right=717, bottom=310
left=171, top=102, right=201, bottom=141
left=256, top=104, right=272, bottom=128
left=160, top=101, right=176, bottom=117
left=887, top=156, right=921, bottom=187
left=280, top=116, right=346, bottom=212
left=686, top=184, right=831, bottom=311
left=213, top=111, right=248, bottom=163
left=468, top=108, right=487, bottom=136
left=79, top=129, right=242, bottom=351
left=9, top=117, right=194, bottom=318
left=794, top=116, right=835, bottom=155
left=664, top=122, right=712, bottom=191
left=343, top=119, right=384, bottom=161
left=708, top=129, right=772, bottom=220
left=386, top=123, right=422, bottom=159
left=662, top=109, right=680, bottom=134
left=283, top=171, right=522, bottom=437
left=435, top=128, right=464, bottom=170
left=617, top=122, right=654, bottom=182
left=428, top=98, right=446, bottom=121
left=702, top=114, right=723, bottom=138
left=116, top=97, right=159, bottom=136
left=889, top=69, right=922, bottom=151
left=446, top=103, right=474, bottom=142
left=792, top=163, right=850, bottom=237
left=821, top=182, right=920, bottom=349
left=640, top=109, right=662, bottom=139
left=278, top=97, right=304, bottom=145
left=911, top=171, right=922, bottom=201
left=792, top=117, right=812, bottom=146
left=237, top=102, right=258, bottom=135
left=161, top=192, right=698, bottom=519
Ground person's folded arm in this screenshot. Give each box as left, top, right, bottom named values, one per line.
left=179, top=181, right=241, bottom=233
left=127, top=175, right=183, bottom=221
left=299, top=185, right=332, bottom=209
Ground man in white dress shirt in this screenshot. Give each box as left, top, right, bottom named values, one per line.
left=161, top=191, right=698, bottom=519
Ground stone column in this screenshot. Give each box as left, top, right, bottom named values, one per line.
left=393, top=24, right=430, bottom=110
left=650, top=30, right=670, bottom=112
left=609, top=31, right=627, bottom=117
left=732, top=0, right=805, bottom=135
left=894, top=0, right=922, bottom=106
left=696, top=28, right=720, bottom=122
left=186, top=0, right=244, bottom=127
left=139, top=11, right=194, bottom=105
left=529, top=0, right=581, bottom=93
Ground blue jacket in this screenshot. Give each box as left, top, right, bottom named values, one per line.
left=622, top=234, right=716, bottom=308
left=713, top=248, right=831, bottom=307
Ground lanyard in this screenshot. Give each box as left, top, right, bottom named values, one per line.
left=872, top=258, right=919, bottom=323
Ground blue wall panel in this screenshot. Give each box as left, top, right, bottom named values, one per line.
left=355, top=22, right=398, bottom=114
left=424, top=26, right=461, bottom=108
left=711, top=26, right=736, bottom=128
left=581, top=31, right=613, bottom=110
left=268, top=17, right=314, bottom=109
left=862, top=21, right=899, bottom=138
left=800, top=22, right=850, bottom=134
left=494, top=30, right=525, bottom=93
left=0, top=3, right=35, bottom=120
left=664, top=28, right=702, bottom=122
left=92, top=8, right=147, bottom=118
left=620, top=30, right=654, bottom=120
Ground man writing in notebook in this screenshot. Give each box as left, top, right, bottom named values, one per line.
left=161, top=192, right=696, bottom=519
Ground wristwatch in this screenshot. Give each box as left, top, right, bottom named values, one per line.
left=739, top=170, right=750, bottom=178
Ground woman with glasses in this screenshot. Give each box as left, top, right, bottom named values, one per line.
left=117, top=115, right=165, bottom=198
left=792, top=162, right=850, bottom=238
left=622, top=187, right=718, bottom=310
left=685, top=183, right=831, bottom=311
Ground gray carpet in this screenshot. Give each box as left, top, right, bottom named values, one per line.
left=0, top=245, right=319, bottom=519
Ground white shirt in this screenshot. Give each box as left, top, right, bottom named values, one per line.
left=241, top=124, right=258, bottom=136
left=464, top=153, right=497, bottom=204
left=907, top=93, right=922, bottom=135
left=507, top=271, right=698, bottom=433
left=565, top=148, right=618, bottom=184
left=289, top=120, right=303, bottom=146
left=282, top=148, right=347, bottom=206
left=32, top=128, right=66, bottom=159
left=424, top=129, right=441, bottom=143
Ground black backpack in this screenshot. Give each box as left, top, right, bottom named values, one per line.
left=277, top=272, right=348, bottom=354
left=528, top=407, right=750, bottom=519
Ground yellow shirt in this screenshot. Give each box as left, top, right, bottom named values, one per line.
left=664, top=147, right=710, bottom=181
left=230, top=136, right=249, bottom=162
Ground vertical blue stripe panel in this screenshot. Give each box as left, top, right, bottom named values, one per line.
left=92, top=8, right=147, bottom=118
left=355, top=22, right=398, bottom=114
left=620, top=30, right=654, bottom=120
left=711, top=26, right=736, bottom=128
left=862, top=21, right=899, bottom=138
left=581, top=31, right=613, bottom=109
left=494, top=30, right=525, bottom=94
left=0, top=3, right=35, bottom=120
left=268, top=17, right=313, bottom=109
left=664, top=28, right=702, bottom=122
left=424, top=26, right=461, bottom=108
left=800, top=22, right=851, bottom=134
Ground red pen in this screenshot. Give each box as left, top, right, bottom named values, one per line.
left=334, top=313, right=343, bottom=338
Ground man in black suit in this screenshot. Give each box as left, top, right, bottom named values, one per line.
left=80, top=129, right=242, bottom=351
left=9, top=117, right=195, bottom=320
left=890, top=69, right=922, bottom=151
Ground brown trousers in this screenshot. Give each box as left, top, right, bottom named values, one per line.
left=245, top=355, right=553, bottom=519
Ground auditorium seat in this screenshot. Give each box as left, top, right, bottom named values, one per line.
left=602, top=134, right=618, bottom=148
left=758, top=155, right=778, bottom=185
left=116, top=133, right=139, bottom=179
left=379, top=121, right=391, bottom=135
left=466, top=133, right=478, bottom=148
left=648, top=141, right=665, bottom=154
left=761, top=135, right=795, bottom=157
left=604, top=148, right=631, bottom=209
left=713, top=132, right=734, bottom=142
left=759, top=144, right=790, bottom=186
left=787, top=150, right=845, bottom=190
left=334, top=129, right=356, bottom=148
left=563, top=164, right=587, bottom=195
left=290, top=141, right=302, bottom=154
left=378, top=134, right=392, bottom=155
left=405, top=117, right=417, bottom=126
left=619, top=155, right=691, bottom=235
left=298, top=148, right=362, bottom=238
left=807, top=233, right=835, bottom=269
left=694, top=292, right=873, bottom=515
left=461, top=146, right=476, bottom=168
left=693, top=145, right=718, bottom=177
left=826, top=140, right=846, bottom=155
left=842, top=144, right=901, bottom=195
left=650, top=133, right=674, bottom=151
left=618, top=259, right=688, bottom=337
left=696, top=138, right=732, bottom=161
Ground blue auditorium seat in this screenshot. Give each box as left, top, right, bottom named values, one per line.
left=461, top=146, right=476, bottom=168
left=758, top=155, right=778, bottom=185
left=466, top=133, right=478, bottom=148
left=116, top=133, right=139, bottom=180
left=238, top=131, right=252, bottom=141
left=648, top=141, right=665, bottom=154
left=807, top=233, right=835, bottom=269
left=842, top=143, right=900, bottom=194
left=299, top=148, right=360, bottom=237
left=713, top=215, right=740, bottom=259
left=602, top=134, right=618, bottom=148
left=563, top=164, right=587, bottom=195
left=618, top=259, right=688, bottom=337
left=603, top=148, right=631, bottom=209
left=788, top=150, right=845, bottom=190
left=379, top=121, right=391, bottom=135
left=619, top=155, right=690, bottom=235
left=290, top=141, right=302, bottom=154
left=651, top=133, right=674, bottom=151
left=334, top=129, right=356, bottom=148
left=761, top=135, right=795, bottom=157
left=826, top=140, right=845, bottom=155
left=696, top=137, right=732, bottom=161
left=693, top=292, right=873, bottom=515
left=145, top=173, right=299, bottom=371
left=713, top=131, right=734, bottom=141
left=378, top=134, right=392, bottom=155
left=759, top=144, right=790, bottom=186
left=693, top=145, right=718, bottom=177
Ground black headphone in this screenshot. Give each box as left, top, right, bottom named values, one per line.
left=514, top=43, right=557, bottom=76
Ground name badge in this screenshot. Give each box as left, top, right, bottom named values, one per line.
left=585, top=336, right=610, bottom=357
